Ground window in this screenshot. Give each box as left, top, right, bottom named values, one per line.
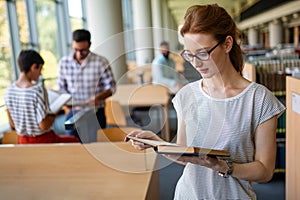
left=68, top=0, right=85, bottom=30
left=0, top=1, right=12, bottom=128
left=35, top=0, right=59, bottom=89
left=16, top=0, right=30, bottom=49
left=0, top=0, right=86, bottom=133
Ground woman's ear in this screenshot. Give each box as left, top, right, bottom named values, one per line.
left=224, top=36, right=233, bottom=53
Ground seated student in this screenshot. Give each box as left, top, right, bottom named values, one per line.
left=4, top=50, right=80, bottom=144
left=152, top=41, right=187, bottom=93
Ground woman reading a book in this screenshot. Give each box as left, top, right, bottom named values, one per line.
left=126, top=4, right=285, bottom=199
left=5, top=50, right=80, bottom=144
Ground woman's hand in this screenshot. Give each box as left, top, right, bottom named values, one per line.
left=125, top=130, right=163, bottom=150
left=164, top=154, right=226, bottom=171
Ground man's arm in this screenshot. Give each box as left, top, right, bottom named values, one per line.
left=87, top=89, right=113, bottom=106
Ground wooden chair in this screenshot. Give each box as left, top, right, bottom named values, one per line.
left=2, top=130, right=18, bottom=144
left=105, top=99, right=127, bottom=127
left=97, top=127, right=141, bottom=142
left=126, top=64, right=152, bottom=84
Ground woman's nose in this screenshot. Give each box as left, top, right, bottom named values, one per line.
left=191, top=57, right=202, bottom=67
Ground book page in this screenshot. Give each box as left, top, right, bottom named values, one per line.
left=47, top=89, right=60, bottom=104
left=47, top=90, right=71, bottom=114
left=126, top=136, right=178, bottom=147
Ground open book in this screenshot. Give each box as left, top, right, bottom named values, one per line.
left=47, top=89, right=72, bottom=114
left=126, top=136, right=230, bottom=158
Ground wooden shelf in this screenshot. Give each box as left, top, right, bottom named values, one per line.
left=286, top=76, right=300, bottom=199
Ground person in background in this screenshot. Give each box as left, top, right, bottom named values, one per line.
left=58, top=29, right=116, bottom=141
left=152, top=41, right=186, bottom=93
left=4, top=50, right=79, bottom=144
left=127, top=4, right=285, bottom=199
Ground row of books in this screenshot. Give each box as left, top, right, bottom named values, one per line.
left=277, top=112, right=286, bottom=135
left=256, top=59, right=300, bottom=73
left=255, top=58, right=300, bottom=96
left=275, top=141, right=286, bottom=173
left=257, top=72, right=289, bottom=96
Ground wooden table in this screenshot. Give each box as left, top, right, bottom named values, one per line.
left=109, top=84, right=171, bottom=141
left=0, top=142, right=159, bottom=200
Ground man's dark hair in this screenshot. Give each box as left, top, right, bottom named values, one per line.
left=160, top=41, right=169, bottom=47
left=72, top=29, right=91, bottom=44
left=18, top=50, right=44, bottom=73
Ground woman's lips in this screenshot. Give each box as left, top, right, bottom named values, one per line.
left=198, top=68, right=208, bottom=74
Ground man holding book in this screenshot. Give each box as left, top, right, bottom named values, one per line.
left=58, top=29, right=116, bottom=141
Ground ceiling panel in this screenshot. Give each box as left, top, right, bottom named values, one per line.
left=167, top=0, right=260, bottom=25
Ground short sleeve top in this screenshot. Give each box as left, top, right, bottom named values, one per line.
left=5, top=83, right=50, bottom=136
left=172, top=79, right=285, bottom=200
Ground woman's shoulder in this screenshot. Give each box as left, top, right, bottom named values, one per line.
left=177, top=80, right=201, bottom=94
left=173, top=80, right=201, bottom=102
left=248, top=82, right=273, bottom=95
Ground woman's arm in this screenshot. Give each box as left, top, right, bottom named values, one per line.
left=229, top=115, right=277, bottom=182
left=176, top=116, right=187, bottom=145
left=167, top=115, right=278, bottom=183
left=174, top=115, right=278, bottom=183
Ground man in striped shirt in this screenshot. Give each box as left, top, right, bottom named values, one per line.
left=58, top=29, right=116, bottom=140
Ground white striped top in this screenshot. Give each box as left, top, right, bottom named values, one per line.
left=172, top=79, right=285, bottom=200
left=4, top=83, right=50, bottom=136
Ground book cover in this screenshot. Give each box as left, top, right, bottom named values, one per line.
left=126, top=136, right=230, bottom=158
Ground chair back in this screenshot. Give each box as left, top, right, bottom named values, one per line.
left=2, top=130, right=18, bottom=144
left=126, top=64, right=152, bottom=84
left=105, top=99, right=127, bottom=126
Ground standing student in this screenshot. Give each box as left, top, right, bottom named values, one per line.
left=58, top=29, right=116, bottom=140
left=4, top=50, right=79, bottom=144
left=127, top=4, right=285, bottom=199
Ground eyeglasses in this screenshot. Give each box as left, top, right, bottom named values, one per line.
left=181, top=40, right=223, bottom=62
left=74, top=48, right=89, bottom=54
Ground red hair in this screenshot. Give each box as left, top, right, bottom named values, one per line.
left=180, top=4, right=244, bottom=75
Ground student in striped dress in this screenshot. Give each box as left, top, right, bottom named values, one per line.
left=4, top=50, right=79, bottom=144
left=127, top=4, right=285, bottom=199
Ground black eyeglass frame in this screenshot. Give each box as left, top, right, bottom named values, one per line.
left=181, top=40, right=224, bottom=62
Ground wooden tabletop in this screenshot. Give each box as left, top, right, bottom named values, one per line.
left=110, top=84, right=170, bottom=107
left=0, top=142, right=159, bottom=200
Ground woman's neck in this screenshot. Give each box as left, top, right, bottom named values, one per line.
left=201, top=66, right=250, bottom=98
